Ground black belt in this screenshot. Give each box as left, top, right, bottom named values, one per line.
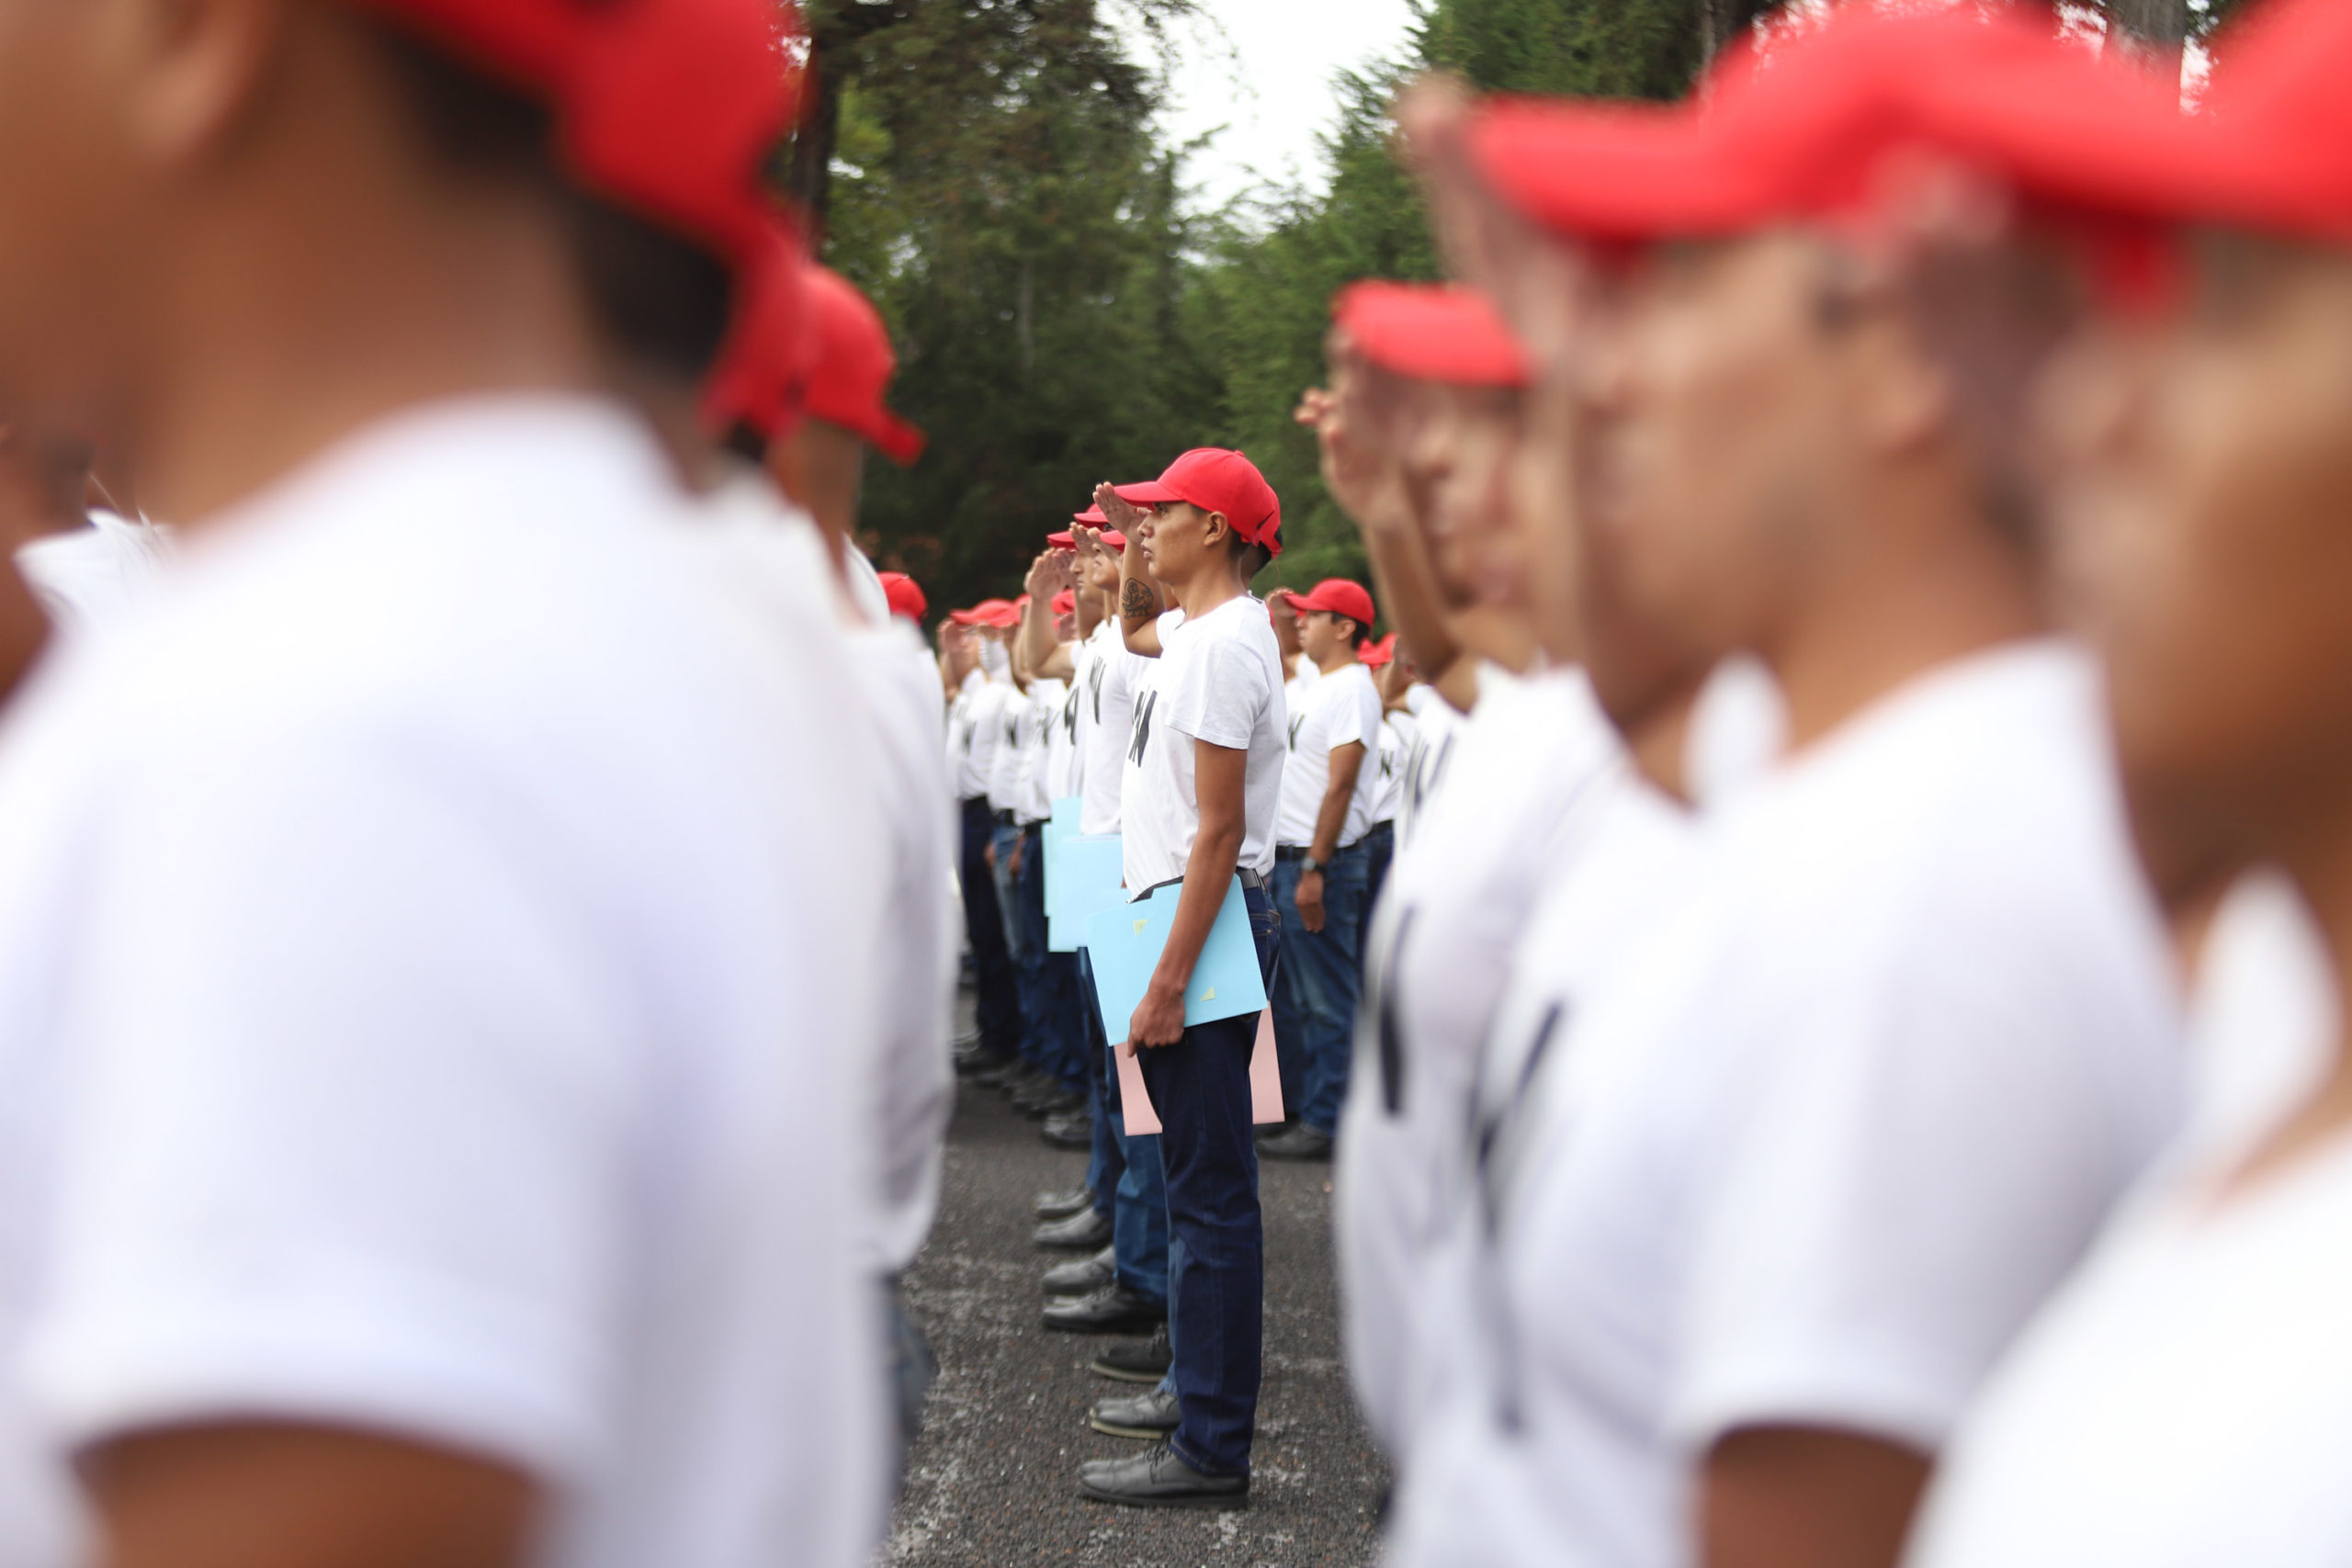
left=994, top=809, right=1017, bottom=827
left=1274, top=845, right=1310, bottom=862
left=1139, top=867, right=1266, bottom=897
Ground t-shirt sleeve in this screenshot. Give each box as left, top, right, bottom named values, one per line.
left=1325, top=677, right=1377, bottom=753
left=1163, top=626, right=1272, bottom=752
left=1668, top=925, right=2124, bottom=1457
left=27, top=709, right=642, bottom=1485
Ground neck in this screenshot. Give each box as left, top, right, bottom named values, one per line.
left=1764, top=502, right=2041, bottom=752
left=1315, top=644, right=1357, bottom=677
left=1170, top=565, right=1245, bottom=622
left=1620, top=678, right=1705, bottom=805
left=122, top=21, right=610, bottom=527
left=1077, top=592, right=1103, bottom=640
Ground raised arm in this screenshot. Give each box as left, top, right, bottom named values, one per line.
left=1299, top=355, right=1481, bottom=713
left=1015, top=549, right=1078, bottom=682
left=1094, top=482, right=1166, bottom=658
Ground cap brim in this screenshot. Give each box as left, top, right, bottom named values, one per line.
left=1473, top=98, right=1770, bottom=242
left=1113, top=480, right=1182, bottom=505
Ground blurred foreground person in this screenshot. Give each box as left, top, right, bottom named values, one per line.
left=4, top=429, right=167, bottom=641
left=1894, top=1, right=2352, bottom=1562
left=1305, top=283, right=1625, bottom=1477
left=706, top=254, right=956, bottom=1459
left=1385, top=12, right=2184, bottom=1567
left=0, top=2, right=888, bottom=1566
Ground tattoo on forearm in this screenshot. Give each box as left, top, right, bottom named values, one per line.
left=1122, top=576, right=1159, bottom=626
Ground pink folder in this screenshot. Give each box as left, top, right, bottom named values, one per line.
left=1115, top=1010, right=1284, bottom=1136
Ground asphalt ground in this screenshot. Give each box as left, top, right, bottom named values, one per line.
left=886, top=1030, right=1390, bottom=1566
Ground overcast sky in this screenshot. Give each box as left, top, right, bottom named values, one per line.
left=1120, top=0, right=1423, bottom=211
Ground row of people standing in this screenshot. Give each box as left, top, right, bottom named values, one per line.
left=0, top=3, right=969, bottom=1565
left=1314, top=3, right=2352, bottom=1565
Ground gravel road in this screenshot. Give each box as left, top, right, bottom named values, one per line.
left=887, top=1047, right=1390, bottom=1567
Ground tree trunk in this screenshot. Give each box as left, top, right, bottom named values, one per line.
left=788, top=52, right=843, bottom=250
left=2106, top=0, right=2189, bottom=75
left=1699, top=0, right=1778, bottom=63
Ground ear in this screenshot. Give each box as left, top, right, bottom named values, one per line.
left=125, top=0, right=285, bottom=168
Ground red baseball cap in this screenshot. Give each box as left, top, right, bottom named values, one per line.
left=1289, top=578, right=1376, bottom=629
left=1051, top=589, right=1077, bottom=617
left=1359, top=633, right=1397, bottom=669
left=1333, top=282, right=1530, bottom=388
left=950, top=598, right=1019, bottom=629
left=357, top=0, right=797, bottom=274
left=798, top=265, right=925, bottom=464
left=1905, top=0, right=2352, bottom=251
left=1047, top=531, right=1076, bottom=549
left=1073, top=505, right=1109, bottom=525
left=1470, top=6, right=2069, bottom=243
left=1114, top=449, right=1283, bottom=558
left=1100, top=530, right=1128, bottom=551
left=877, top=570, right=926, bottom=624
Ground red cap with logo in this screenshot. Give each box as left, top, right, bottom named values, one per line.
left=877, top=570, right=926, bottom=624
left=1469, top=6, right=2072, bottom=243
left=1114, top=449, right=1283, bottom=558
left=1334, top=283, right=1530, bottom=388
left=1288, top=578, right=1376, bottom=629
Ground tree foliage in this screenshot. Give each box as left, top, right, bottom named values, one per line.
left=808, top=0, right=1734, bottom=613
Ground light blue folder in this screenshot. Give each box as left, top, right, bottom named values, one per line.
left=1083, top=875, right=1268, bottom=1046
left=1041, top=796, right=1082, bottom=881
left=1047, top=834, right=1125, bottom=952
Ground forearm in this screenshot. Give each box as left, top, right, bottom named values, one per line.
left=1119, top=544, right=1164, bottom=658
left=1357, top=498, right=1467, bottom=691
left=1014, top=599, right=1056, bottom=675
left=1309, top=783, right=1352, bottom=863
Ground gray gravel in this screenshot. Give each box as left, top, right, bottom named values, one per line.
left=887, top=1051, right=1389, bottom=1566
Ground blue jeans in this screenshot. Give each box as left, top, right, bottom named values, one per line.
left=993, top=822, right=1087, bottom=1092
left=958, top=800, right=1020, bottom=1058
left=1358, top=819, right=1395, bottom=959
left=1080, top=951, right=1170, bottom=1304
left=1270, top=843, right=1368, bottom=1136
left=1136, top=883, right=1280, bottom=1478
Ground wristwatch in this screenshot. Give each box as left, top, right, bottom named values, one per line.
left=1302, top=856, right=1327, bottom=876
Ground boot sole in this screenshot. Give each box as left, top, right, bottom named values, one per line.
left=1043, top=1313, right=1166, bottom=1335
left=1087, top=1414, right=1182, bottom=1439
left=1077, top=1479, right=1249, bottom=1510
left=1089, top=1359, right=1172, bottom=1383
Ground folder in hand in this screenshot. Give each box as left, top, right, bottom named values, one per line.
left=1085, top=875, right=1282, bottom=1133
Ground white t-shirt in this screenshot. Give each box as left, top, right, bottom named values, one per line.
left=1366, top=771, right=1702, bottom=1497
left=1683, top=652, right=1787, bottom=810
left=947, top=670, right=1006, bottom=804
left=1385, top=642, right=2184, bottom=1568
left=1012, top=676, right=1065, bottom=826
left=1371, top=708, right=1413, bottom=829
left=982, top=676, right=1029, bottom=818
left=1044, top=664, right=1082, bottom=807
left=1119, top=594, right=1286, bottom=894
left=1335, top=667, right=1624, bottom=1462
left=13, top=512, right=173, bottom=637
left=1397, top=682, right=1465, bottom=849
left=1076, top=620, right=1147, bottom=838
left=691, top=474, right=955, bottom=1283
left=1905, top=1130, right=2352, bottom=1568
left=2177, top=869, right=2336, bottom=1162
left=1273, top=660, right=1383, bottom=851
left=0, top=399, right=888, bottom=1568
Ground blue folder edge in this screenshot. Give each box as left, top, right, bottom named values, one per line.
left=1083, top=874, right=1267, bottom=1046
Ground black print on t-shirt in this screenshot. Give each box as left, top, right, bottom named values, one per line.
left=1004, top=716, right=1021, bottom=749
left=1062, top=682, right=1081, bottom=745
left=1089, top=659, right=1107, bottom=725
left=1128, top=690, right=1157, bottom=766
left=1374, top=905, right=1417, bottom=1116
left=1288, top=713, right=1306, bottom=753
